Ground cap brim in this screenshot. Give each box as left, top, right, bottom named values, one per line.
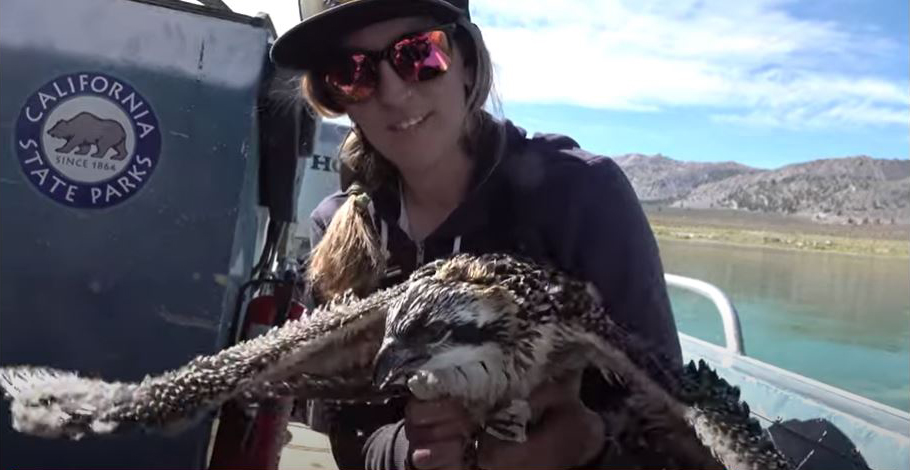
left=271, top=0, right=464, bottom=71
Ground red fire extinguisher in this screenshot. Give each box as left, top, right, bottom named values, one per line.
left=208, top=277, right=306, bottom=470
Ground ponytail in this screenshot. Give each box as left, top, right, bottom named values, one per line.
left=306, top=128, right=392, bottom=301
left=306, top=182, right=387, bottom=300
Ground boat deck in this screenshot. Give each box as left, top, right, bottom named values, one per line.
left=279, top=423, right=338, bottom=470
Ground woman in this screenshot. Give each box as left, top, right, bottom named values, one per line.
left=270, top=1, right=682, bottom=469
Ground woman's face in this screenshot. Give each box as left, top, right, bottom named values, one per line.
left=339, top=16, right=473, bottom=176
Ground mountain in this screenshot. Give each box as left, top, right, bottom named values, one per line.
left=612, top=154, right=910, bottom=225
left=612, top=154, right=760, bottom=202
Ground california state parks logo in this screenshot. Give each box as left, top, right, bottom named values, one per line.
left=16, top=72, right=161, bottom=208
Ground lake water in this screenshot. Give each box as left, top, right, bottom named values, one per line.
left=658, top=239, right=910, bottom=412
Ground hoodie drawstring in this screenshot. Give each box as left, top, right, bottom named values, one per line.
left=380, top=219, right=389, bottom=261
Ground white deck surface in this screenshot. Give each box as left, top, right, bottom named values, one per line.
left=278, top=422, right=340, bottom=470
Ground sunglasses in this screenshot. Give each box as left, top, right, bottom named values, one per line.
left=319, top=23, right=458, bottom=104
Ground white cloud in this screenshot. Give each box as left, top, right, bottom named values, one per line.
left=470, top=0, right=909, bottom=130
left=218, top=0, right=907, bottom=130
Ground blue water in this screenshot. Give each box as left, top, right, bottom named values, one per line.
left=658, top=239, right=910, bottom=412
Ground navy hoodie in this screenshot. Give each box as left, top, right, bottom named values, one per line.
left=307, top=120, right=682, bottom=470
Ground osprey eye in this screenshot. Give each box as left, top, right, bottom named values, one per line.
left=400, top=319, right=445, bottom=344
left=449, top=323, right=486, bottom=345
left=425, top=322, right=447, bottom=340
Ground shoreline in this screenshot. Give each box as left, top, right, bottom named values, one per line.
left=645, top=208, right=909, bottom=258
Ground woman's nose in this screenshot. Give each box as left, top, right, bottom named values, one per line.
left=374, top=60, right=413, bottom=107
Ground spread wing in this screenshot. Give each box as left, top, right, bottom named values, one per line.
left=577, top=329, right=792, bottom=470
left=0, top=251, right=794, bottom=470
left=0, top=286, right=401, bottom=440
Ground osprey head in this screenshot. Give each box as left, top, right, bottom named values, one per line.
left=373, top=278, right=519, bottom=390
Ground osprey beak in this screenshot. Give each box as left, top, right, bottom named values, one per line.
left=373, top=344, right=429, bottom=390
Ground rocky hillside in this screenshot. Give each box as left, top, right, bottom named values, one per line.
left=613, top=154, right=910, bottom=225
left=612, top=154, right=758, bottom=202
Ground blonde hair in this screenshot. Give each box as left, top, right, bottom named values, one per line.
left=302, top=20, right=499, bottom=301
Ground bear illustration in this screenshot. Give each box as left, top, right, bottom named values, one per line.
left=46, top=112, right=128, bottom=160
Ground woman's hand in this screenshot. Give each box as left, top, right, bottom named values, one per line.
left=404, top=371, right=605, bottom=470
left=477, top=372, right=605, bottom=469
left=404, top=398, right=475, bottom=470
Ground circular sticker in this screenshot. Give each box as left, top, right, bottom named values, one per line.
left=16, top=72, right=161, bottom=208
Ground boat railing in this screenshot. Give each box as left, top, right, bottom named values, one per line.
left=664, top=273, right=745, bottom=355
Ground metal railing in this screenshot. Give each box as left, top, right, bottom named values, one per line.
left=664, top=273, right=745, bottom=355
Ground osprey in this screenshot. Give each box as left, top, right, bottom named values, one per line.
left=0, top=253, right=792, bottom=470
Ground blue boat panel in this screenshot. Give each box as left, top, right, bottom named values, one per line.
left=0, top=0, right=273, bottom=468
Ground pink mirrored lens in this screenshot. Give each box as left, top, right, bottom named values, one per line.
left=324, top=53, right=375, bottom=101
left=392, top=30, right=451, bottom=82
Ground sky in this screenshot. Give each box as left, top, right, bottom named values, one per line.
left=220, top=0, right=908, bottom=169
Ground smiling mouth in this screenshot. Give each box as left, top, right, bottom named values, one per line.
left=390, top=113, right=430, bottom=132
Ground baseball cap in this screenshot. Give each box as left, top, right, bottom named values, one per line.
left=271, top=0, right=471, bottom=71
